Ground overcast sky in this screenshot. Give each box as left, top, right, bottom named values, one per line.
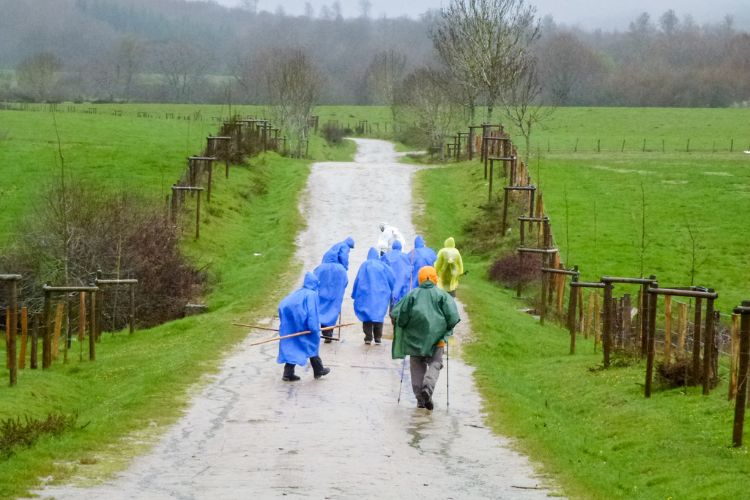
left=205, top=0, right=748, bottom=29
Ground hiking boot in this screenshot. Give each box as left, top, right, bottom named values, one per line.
left=310, top=356, right=329, bottom=379
left=364, top=338, right=372, bottom=345
left=282, top=374, right=301, bottom=382
left=374, top=338, right=382, bottom=345
left=417, top=400, right=426, bottom=409
left=420, top=389, right=434, bottom=411
left=324, top=338, right=333, bottom=344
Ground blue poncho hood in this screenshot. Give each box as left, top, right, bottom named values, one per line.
left=313, top=252, right=349, bottom=327
left=277, top=272, right=321, bottom=366
left=409, top=235, right=438, bottom=289
left=385, top=240, right=412, bottom=304
left=326, top=237, right=355, bottom=270
left=351, top=247, right=395, bottom=322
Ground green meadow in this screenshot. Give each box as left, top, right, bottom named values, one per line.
left=0, top=104, right=748, bottom=498
left=0, top=105, right=356, bottom=498
left=415, top=159, right=750, bottom=500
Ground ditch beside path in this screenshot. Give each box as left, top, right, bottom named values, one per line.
left=40, top=139, right=555, bottom=499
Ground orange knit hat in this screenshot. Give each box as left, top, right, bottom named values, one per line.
left=418, top=265, right=438, bottom=285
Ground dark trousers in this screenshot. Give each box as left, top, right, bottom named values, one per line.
left=362, top=322, right=383, bottom=341
left=284, top=356, right=326, bottom=377
left=322, top=324, right=334, bottom=339
left=410, top=346, right=444, bottom=401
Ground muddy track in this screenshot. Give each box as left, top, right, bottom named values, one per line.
left=40, top=139, right=554, bottom=499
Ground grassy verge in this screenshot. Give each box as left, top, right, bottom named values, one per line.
left=414, top=160, right=750, bottom=499
left=0, top=151, right=313, bottom=498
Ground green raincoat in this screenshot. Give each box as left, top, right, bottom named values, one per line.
left=391, top=281, right=460, bottom=359
left=435, top=237, right=464, bottom=292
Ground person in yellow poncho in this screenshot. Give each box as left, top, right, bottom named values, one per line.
left=434, top=237, right=464, bottom=297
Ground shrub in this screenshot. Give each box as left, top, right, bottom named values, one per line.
left=0, top=180, right=203, bottom=329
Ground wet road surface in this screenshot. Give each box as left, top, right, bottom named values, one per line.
left=40, top=139, right=554, bottom=499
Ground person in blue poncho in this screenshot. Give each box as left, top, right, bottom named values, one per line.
left=352, top=247, right=395, bottom=345
left=277, top=272, right=331, bottom=381
left=385, top=240, right=412, bottom=306
left=326, top=236, right=355, bottom=270
left=313, top=247, right=349, bottom=344
left=408, top=235, right=438, bottom=289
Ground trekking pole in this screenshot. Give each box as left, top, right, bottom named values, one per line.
left=397, top=357, right=406, bottom=405
left=446, top=340, right=450, bottom=409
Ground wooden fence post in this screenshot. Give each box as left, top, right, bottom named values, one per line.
left=593, top=293, right=601, bottom=352
left=30, top=314, right=38, bottom=369
left=19, top=306, right=28, bottom=370
left=645, top=291, right=658, bottom=398
left=567, top=276, right=579, bottom=354
left=703, top=293, right=716, bottom=395
left=90, top=291, right=97, bottom=361
left=693, top=297, right=703, bottom=382
left=664, top=295, right=673, bottom=365
left=730, top=313, right=740, bottom=400
left=677, top=302, right=688, bottom=357
left=8, top=280, right=18, bottom=386
left=732, top=302, right=750, bottom=447
left=43, top=289, right=51, bottom=369
left=602, top=281, right=613, bottom=368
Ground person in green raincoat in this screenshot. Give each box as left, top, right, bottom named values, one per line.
left=391, top=266, right=460, bottom=410
left=434, top=236, right=464, bottom=297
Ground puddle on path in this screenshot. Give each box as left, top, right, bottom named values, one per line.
left=40, top=139, right=555, bottom=499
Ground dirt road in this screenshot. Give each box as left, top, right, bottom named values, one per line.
left=41, top=139, right=553, bottom=499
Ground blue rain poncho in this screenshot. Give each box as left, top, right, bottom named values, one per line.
left=326, top=237, right=355, bottom=270
left=313, top=250, right=349, bottom=327
left=277, top=272, right=321, bottom=367
left=408, top=235, right=438, bottom=289
left=385, top=240, right=412, bottom=304
left=352, top=247, right=395, bottom=323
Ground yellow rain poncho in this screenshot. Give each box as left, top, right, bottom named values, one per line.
left=434, top=237, right=463, bottom=292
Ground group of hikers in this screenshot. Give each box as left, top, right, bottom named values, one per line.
left=275, top=223, right=464, bottom=410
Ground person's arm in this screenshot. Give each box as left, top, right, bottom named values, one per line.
left=307, top=293, right=321, bottom=336
left=456, top=250, right=464, bottom=276
left=441, top=294, right=461, bottom=333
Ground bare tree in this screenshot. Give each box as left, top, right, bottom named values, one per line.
left=15, top=52, right=62, bottom=101
left=265, top=48, right=323, bottom=156
left=537, top=32, right=604, bottom=105
left=156, top=40, right=211, bottom=103
left=114, top=37, right=144, bottom=101
left=430, top=0, right=540, bottom=122
left=394, top=67, right=460, bottom=157
left=500, top=56, right=553, bottom=165
left=365, top=50, right=407, bottom=113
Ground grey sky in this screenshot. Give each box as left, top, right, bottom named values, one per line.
left=205, top=0, right=748, bottom=29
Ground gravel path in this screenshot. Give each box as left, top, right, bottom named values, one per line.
left=40, top=139, right=554, bottom=499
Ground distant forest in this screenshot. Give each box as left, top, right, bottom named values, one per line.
left=0, top=0, right=748, bottom=107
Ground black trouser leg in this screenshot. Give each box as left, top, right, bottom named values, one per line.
left=310, top=356, right=325, bottom=376
left=322, top=324, right=333, bottom=338
left=362, top=322, right=373, bottom=342
left=373, top=322, right=384, bottom=341
left=283, top=363, right=296, bottom=378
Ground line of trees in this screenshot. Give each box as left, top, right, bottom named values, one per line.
left=0, top=0, right=747, bottom=110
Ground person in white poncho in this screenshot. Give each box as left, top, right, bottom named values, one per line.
left=376, top=222, right=405, bottom=256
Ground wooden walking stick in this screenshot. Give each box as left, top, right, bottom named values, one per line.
left=248, top=323, right=355, bottom=347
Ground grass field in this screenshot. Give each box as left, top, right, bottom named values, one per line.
left=0, top=103, right=360, bottom=497
left=0, top=104, right=354, bottom=243
left=1, top=103, right=748, bottom=498
left=415, top=159, right=750, bottom=499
